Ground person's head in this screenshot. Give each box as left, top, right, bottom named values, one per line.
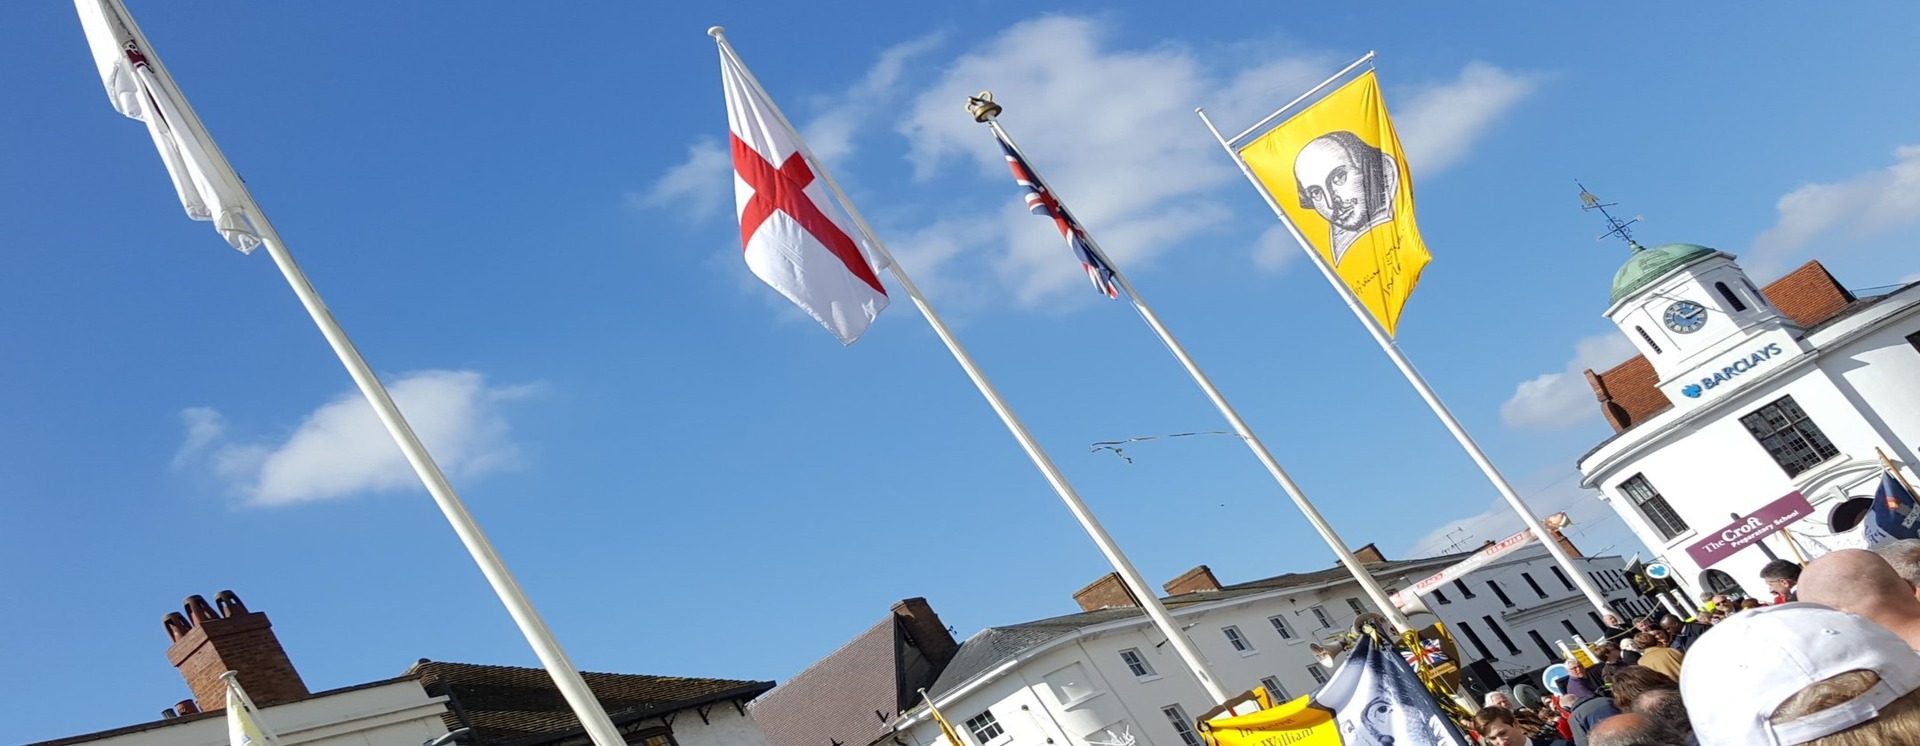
left=1872, top=538, right=1920, bottom=592
left=1800, top=549, right=1920, bottom=643
left=1633, top=688, right=1693, bottom=737
left=1742, top=598, right=1764, bottom=610
left=1604, top=613, right=1622, bottom=627
left=1590, top=713, right=1688, bottom=746
left=1473, top=706, right=1528, bottom=746
left=1635, top=617, right=1655, bottom=633
left=1762, top=558, right=1804, bottom=597
left=1292, top=131, right=1393, bottom=232
left=1659, top=614, right=1682, bottom=634
left=1680, top=604, right=1920, bottom=745
left=1484, top=691, right=1515, bottom=710
left=1633, top=631, right=1664, bottom=649
left=1609, top=665, right=1679, bottom=711
left=1598, top=641, right=1622, bottom=662
left=1708, top=610, right=1729, bottom=625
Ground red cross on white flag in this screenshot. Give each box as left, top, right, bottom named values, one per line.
left=718, top=39, right=889, bottom=345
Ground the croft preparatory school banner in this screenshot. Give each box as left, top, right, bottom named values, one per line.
left=1199, top=634, right=1466, bottom=746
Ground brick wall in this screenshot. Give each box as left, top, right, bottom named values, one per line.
left=1073, top=572, right=1139, bottom=612
left=1163, top=565, right=1222, bottom=595
left=165, top=592, right=309, bottom=710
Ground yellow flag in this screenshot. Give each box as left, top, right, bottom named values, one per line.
left=1239, top=70, right=1430, bottom=335
left=922, top=691, right=967, bottom=746
left=1197, top=693, right=1343, bottom=746
left=226, top=685, right=272, bottom=746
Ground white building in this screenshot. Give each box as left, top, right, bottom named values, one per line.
left=29, top=591, right=773, bottom=746
left=1578, top=245, right=1920, bottom=598
left=873, top=545, right=1639, bottom=746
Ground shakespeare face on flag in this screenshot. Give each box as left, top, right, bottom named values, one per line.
left=1238, top=71, right=1430, bottom=336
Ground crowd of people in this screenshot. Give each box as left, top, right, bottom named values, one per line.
left=1459, top=539, right=1920, bottom=746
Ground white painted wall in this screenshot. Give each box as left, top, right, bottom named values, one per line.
left=891, top=550, right=1641, bottom=746
left=672, top=703, right=771, bottom=746
left=60, top=680, right=449, bottom=746
left=1583, top=283, right=1920, bottom=600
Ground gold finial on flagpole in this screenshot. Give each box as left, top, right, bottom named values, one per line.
left=966, top=91, right=1002, bottom=123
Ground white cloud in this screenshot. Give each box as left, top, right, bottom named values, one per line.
left=173, top=407, right=226, bottom=467
left=1500, top=333, right=1639, bottom=430
left=1250, top=225, right=1299, bottom=272
left=182, top=370, right=536, bottom=506
left=1751, top=145, right=1920, bottom=270
left=1403, top=472, right=1618, bottom=559
left=1394, top=63, right=1540, bottom=178
left=631, top=139, right=730, bottom=221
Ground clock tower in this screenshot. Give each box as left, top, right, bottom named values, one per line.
left=1603, top=241, right=1805, bottom=407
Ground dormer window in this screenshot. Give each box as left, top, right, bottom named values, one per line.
left=1716, top=282, right=1748, bottom=311
left=1636, top=326, right=1662, bottom=354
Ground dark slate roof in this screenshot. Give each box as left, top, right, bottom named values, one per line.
left=751, top=616, right=906, bottom=746
left=926, top=554, right=1466, bottom=698
left=410, top=660, right=773, bottom=746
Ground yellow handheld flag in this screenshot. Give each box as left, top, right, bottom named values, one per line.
left=921, top=689, right=967, bottom=746
left=1237, top=70, right=1430, bottom=335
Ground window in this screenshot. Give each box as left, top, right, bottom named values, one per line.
left=1269, top=615, right=1294, bottom=640
left=1488, top=580, right=1515, bottom=608
left=1522, top=572, right=1548, bottom=599
left=1550, top=566, right=1575, bottom=591
left=1453, top=579, right=1477, bottom=598
left=1307, top=665, right=1329, bottom=685
left=1636, top=326, right=1663, bottom=354
left=1717, top=281, right=1749, bottom=311
left=965, top=711, right=1004, bottom=743
left=1561, top=620, right=1582, bottom=640
left=1456, top=620, right=1496, bottom=661
left=1527, top=630, right=1557, bottom=661
left=1223, top=625, right=1253, bottom=653
left=1044, top=662, right=1098, bottom=706
left=633, top=733, right=676, bottom=746
left=1741, top=396, right=1841, bottom=477
left=1483, top=615, right=1522, bottom=655
left=1433, top=589, right=1451, bottom=605
left=1310, top=606, right=1333, bottom=629
left=1908, top=330, right=1920, bottom=355
left=1587, top=612, right=1606, bottom=634
left=1346, top=597, right=1367, bottom=616
left=1120, top=648, right=1156, bottom=678
left=1261, top=676, right=1290, bottom=703
left=1588, top=571, right=1606, bottom=591
left=1163, top=705, right=1203, bottom=746
left=1620, top=474, right=1689, bottom=539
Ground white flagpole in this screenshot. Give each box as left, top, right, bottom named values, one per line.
left=710, top=28, right=1230, bottom=705
left=219, top=672, right=285, bottom=746
left=977, top=110, right=1412, bottom=631
left=91, top=4, right=627, bottom=744
left=1197, top=91, right=1614, bottom=619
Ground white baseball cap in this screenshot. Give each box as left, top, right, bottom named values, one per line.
left=1681, top=603, right=1920, bottom=745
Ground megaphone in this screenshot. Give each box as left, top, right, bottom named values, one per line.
left=1310, top=636, right=1353, bottom=670
left=1397, top=594, right=1436, bottom=618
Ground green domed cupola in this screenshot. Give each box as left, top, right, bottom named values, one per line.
left=1609, top=243, right=1719, bottom=304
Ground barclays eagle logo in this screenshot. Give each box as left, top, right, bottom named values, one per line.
left=1682, top=383, right=1703, bottom=399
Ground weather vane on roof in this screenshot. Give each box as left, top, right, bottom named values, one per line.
left=1577, top=181, right=1643, bottom=251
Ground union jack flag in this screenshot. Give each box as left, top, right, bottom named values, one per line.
left=1400, top=637, right=1449, bottom=668
left=996, top=135, right=1120, bottom=299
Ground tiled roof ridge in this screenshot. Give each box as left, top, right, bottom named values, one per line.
left=760, top=614, right=897, bottom=692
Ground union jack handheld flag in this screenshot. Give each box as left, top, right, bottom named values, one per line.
left=1399, top=637, right=1449, bottom=668
left=996, top=134, right=1120, bottom=299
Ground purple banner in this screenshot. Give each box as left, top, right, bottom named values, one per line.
left=1686, top=491, right=1813, bottom=568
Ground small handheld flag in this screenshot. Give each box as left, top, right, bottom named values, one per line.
left=993, top=134, right=1119, bottom=299
left=222, top=673, right=282, bottom=746
left=1866, top=469, right=1920, bottom=546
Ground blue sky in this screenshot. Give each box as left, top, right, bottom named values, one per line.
left=7, top=1, right=1920, bottom=741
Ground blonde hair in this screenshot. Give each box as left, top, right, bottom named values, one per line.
left=1771, top=670, right=1920, bottom=745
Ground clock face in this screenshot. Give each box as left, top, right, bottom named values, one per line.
left=1664, top=300, right=1708, bottom=333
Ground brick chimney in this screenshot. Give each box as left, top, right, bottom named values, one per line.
left=164, top=591, right=308, bottom=710
left=1163, top=566, right=1221, bottom=596
left=1551, top=529, right=1584, bottom=558
left=1073, top=572, right=1140, bottom=612
left=1352, top=544, right=1389, bottom=565
left=891, top=598, right=958, bottom=670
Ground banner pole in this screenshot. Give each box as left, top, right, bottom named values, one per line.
left=713, top=28, right=1229, bottom=705
left=1197, top=104, right=1614, bottom=619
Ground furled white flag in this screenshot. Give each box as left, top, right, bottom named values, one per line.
left=73, top=0, right=260, bottom=252
left=716, top=37, right=889, bottom=344
left=224, top=677, right=278, bottom=746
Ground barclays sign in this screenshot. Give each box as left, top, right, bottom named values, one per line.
left=1682, top=342, right=1786, bottom=399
